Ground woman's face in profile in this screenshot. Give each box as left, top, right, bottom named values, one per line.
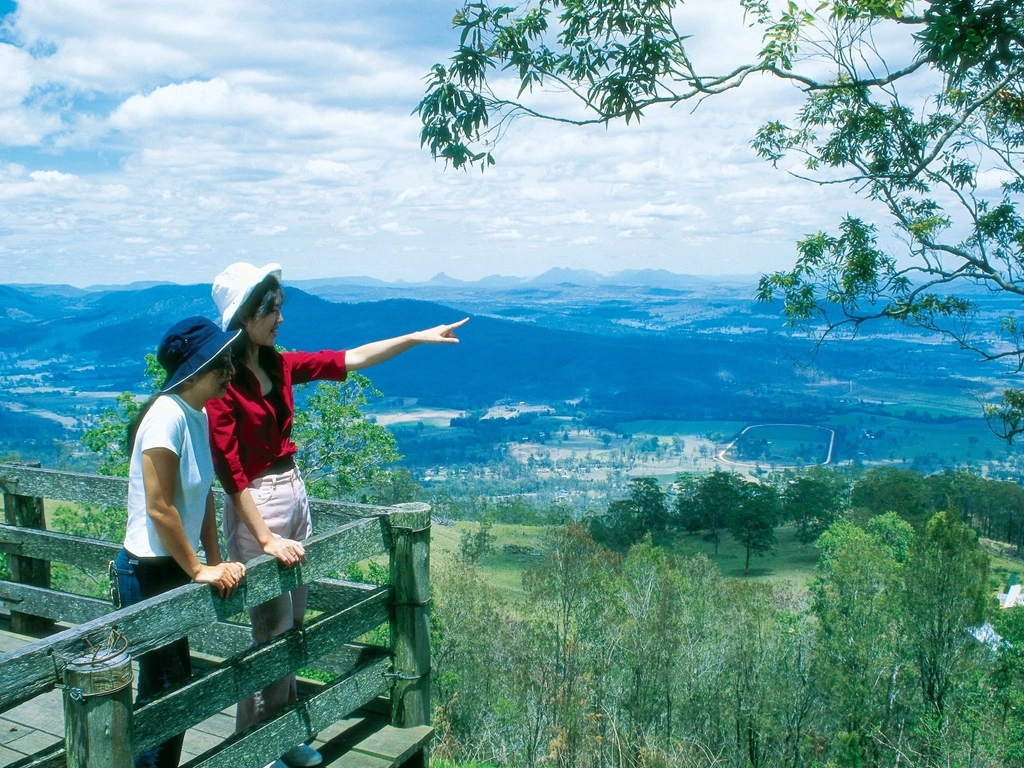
left=181, top=355, right=235, bottom=401
left=244, top=300, right=283, bottom=347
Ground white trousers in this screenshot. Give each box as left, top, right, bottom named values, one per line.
left=224, top=467, right=313, bottom=734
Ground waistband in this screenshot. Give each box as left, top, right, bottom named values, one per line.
left=118, top=548, right=186, bottom=576
left=261, top=455, right=296, bottom=477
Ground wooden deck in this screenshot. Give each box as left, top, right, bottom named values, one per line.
left=0, top=618, right=395, bottom=768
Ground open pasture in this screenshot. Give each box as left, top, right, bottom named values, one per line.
left=723, top=423, right=834, bottom=467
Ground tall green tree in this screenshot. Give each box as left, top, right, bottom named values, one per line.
left=679, top=469, right=746, bottom=556
left=902, top=512, right=990, bottom=726
left=418, top=0, right=1024, bottom=429
left=781, top=466, right=850, bottom=544
left=851, top=466, right=929, bottom=526
left=812, top=517, right=909, bottom=765
left=590, top=475, right=668, bottom=549
left=728, top=482, right=780, bottom=574
left=612, top=540, right=683, bottom=759
left=521, top=523, right=612, bottom=768
left=989, top=606, right=1024, bottom=767
left=628, top=476, right=670, bottom=534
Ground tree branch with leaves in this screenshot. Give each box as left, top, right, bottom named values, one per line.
left=419, top=0, right=1024, bottom=437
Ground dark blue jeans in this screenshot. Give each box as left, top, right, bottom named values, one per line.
left=112, top=548, right=192, bottom=768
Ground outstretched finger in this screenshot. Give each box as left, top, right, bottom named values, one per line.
left=441, top=319, right=469, bottom=339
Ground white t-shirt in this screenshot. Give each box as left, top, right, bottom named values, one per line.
left=123, top=394, right=215, bottom=559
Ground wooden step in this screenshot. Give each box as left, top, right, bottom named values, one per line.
left=324, top=724, right=433, bottom=768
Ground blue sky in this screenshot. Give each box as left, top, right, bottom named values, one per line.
left=0, top=0, right=889, bottom=286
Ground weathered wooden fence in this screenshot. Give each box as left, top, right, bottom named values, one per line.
left=0, top=462, right=431, bottom=768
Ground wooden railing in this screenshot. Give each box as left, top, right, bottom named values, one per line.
left=0, top=462, right=431, bottom=768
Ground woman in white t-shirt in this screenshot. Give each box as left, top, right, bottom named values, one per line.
left=111, top=316, right=247, bottom=768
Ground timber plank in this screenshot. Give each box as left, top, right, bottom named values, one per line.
left=235, top=517, right=387, bottom=607
left=134, top=592, right=390, bottom=753
left=0, top=579, right=378, bottom=662
left=307, top=579, right=380, bottom=615
left=189, top=621, right=251, bottom=658
left=350, top=726, right=433, bottom=765
left=328, top=752, right=392, bottom=768
left=183, top=655, right=390, bottom=768
left=3, top=741, right=64, bottom=768
left=0, top=516, right=386, bottom=712
left=0, top=527, right=119, bottom=574
left=0, top=468, right=127, bottom=512
left=0, top=584, right=112, bottom=626
left=0, top=464, right=388, bottom=527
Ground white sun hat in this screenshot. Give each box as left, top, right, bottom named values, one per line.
left=212, top=262, right=283, bottom=331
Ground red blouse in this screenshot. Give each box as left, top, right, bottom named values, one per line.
left=207, top=348, right=347, bottom=494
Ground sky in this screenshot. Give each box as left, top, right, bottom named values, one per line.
left=0, top=0, right=894, bottom=286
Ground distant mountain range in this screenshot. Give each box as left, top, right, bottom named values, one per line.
left=8, top=267, right=758, bottom=295
left=0, top=281, right=787, bottom=410
left=0, top=275, right=1012, bottom=466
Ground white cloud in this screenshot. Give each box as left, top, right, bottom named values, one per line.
left=0, top=0, right=944, bottom=284
left=534, top=209, right=593, bottom=225
left=485, top=229, right=523, bottom=241
left=380, top=221, right=422, bottom=236
left=0, top=44, right=34, bottom=107
left=29, top=170, right=77, bottom=184
left=303, top=159, right=355, bottom=182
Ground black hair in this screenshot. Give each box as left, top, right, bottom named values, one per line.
left=231, top=275, right=285, bottom=331
left=126, top=395, right=160, bottom=455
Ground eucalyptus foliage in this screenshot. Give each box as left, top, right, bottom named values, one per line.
left=292, top=374, right=402, bottom=500
left=418, top=0, right=1024, bottom=435
left=433, top=516, right=1002, bottom=766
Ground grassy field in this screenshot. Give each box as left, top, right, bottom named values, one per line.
left=724, top=424, right=833, bottom=466
left=435, top=521, right=832, bottom=594
left=667, top=526, right=821, bottom=584
left=433, top=520, right=1024, bottom=595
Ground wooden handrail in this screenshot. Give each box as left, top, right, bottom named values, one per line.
left=0, top=462, right=392, bottom=529
left=0, top=524, right=120, bottom=571
left=0, top=464, right=432, bottom=768
left=0, top=516, right=388, bottom=712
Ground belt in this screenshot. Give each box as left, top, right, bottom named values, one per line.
left=263, top=455, right=296, bottom=476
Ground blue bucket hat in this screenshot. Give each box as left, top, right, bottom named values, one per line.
left=157, top=316, right=241, bottom=393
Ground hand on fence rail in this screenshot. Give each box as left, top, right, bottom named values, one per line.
left=194, top=561, right=246, bottom=598
left=263, top=536, right=306, bottom=567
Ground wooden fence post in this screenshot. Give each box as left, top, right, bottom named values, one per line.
left=1, top=461, right=53, bottom=634
left=62, top=639, right=134, bottom=768
left=387, top=502, right=431, bottom=747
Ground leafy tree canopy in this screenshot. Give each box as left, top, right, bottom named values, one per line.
left=780, top=465, right=851, bottom=543
left=292, top=375, right=402, bottom=501
left=590, top=476, right=669, bottom=549
left=851, top=465, right=930, bottom=524
left=419, top=0, right=1024, bottom=434
left=728, top=480, right=781, bottom=573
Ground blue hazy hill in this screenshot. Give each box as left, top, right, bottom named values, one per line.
left=0, top=279, right=998, bottom=432
left=3, top=281, right=793, bottom=418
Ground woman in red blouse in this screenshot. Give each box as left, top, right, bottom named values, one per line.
left=207, top=262, right=466, bottom=768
